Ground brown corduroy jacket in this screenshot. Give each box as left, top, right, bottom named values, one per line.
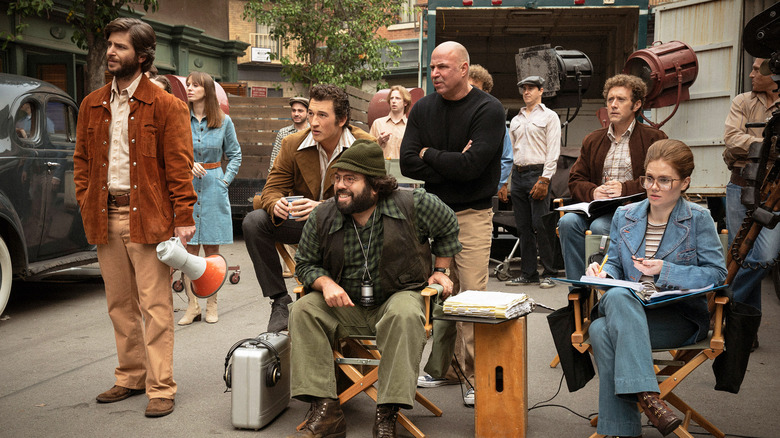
left=254, top=125, right=374, bottom=224
left=73, top=75, right=196, bottom=245
left=568, top=122, right=667, bottom=203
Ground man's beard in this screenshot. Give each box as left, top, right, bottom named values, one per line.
left=336, top=185, right=377, bottom=216
left=108, top=56, right=141, bottom=80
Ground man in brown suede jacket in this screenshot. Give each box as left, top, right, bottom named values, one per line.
left=73, top=18, right=195, bottom=418
left=242, top=84, right=374, bottom=333
left=558, top=74, right=667, bottom=281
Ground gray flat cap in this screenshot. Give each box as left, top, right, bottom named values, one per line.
left=289, top=97, right=309, bottom=108
left=517, top=75, right=545, bottom=88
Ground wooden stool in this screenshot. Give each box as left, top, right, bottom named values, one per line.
left=474, top=316, right=528, bottom=438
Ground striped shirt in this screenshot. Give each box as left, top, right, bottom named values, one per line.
left=268, top=124, right=298, bottom=172
left=640, top=220, right=667, bottom=283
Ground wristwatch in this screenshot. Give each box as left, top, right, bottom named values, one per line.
left=433, top=267, right=448, bottom=274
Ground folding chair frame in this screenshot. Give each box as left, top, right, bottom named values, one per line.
left=569, top=287, right=729, bottom=438
left=293, top=285, right=443, bottom=438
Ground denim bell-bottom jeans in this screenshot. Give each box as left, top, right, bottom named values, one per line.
left=589, top=287, right=704, bottom=436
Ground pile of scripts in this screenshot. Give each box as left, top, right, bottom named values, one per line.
left=443, top=290, right=531, bottom=319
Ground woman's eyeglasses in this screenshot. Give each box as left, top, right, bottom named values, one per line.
left=640, top=175, right=680, bottom=191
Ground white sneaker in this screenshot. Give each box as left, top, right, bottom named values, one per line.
left=417, top=374, right=459, bottom=388
left=463, top=388, right=475, bottom=406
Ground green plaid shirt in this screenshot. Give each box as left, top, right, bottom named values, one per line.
left=295, top=188, right=461, bottom=299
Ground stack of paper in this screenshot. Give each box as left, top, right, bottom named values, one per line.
left=443, top=290, right=529, bottom=319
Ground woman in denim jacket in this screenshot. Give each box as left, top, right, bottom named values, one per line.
left=585, top=139, right=726, bottom=437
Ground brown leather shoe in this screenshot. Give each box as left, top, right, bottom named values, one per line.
left=373, top=404, right=399, bottom=438
left=145, top=398, right=175, bottom=417
left=286, top=398, right=346, bottom=438
left=637, top=391, right=681, bottom=436
left=96, top=385, right=145, bottom=403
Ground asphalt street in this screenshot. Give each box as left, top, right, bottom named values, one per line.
left=0, top=235, right=777, bottom=438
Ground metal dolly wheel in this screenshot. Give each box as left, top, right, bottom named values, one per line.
left=170, top=264, right=241, bottom=292
left=491, top=238, right=521, bottom=281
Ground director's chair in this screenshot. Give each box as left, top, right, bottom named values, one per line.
left=293, top=284, right=444, bottom=438
left=568, top=283, right=729, bottom=438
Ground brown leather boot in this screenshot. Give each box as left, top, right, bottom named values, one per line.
left=286, top=398, right=346, bottom=438
left=637, top=391, right=681, bottom=436
left=177, top=278, right=201, bottom=325
left=373, top=404, right=399, bottom=438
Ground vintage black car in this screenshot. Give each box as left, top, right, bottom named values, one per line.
left=0, top=74, right=96, bottom=315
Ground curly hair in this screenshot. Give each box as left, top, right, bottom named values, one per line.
left=602, top=74, right=647, bottom=111
left=104, top=18, right=156, bottom=74
left=366, top=175, right=398, bottom=199
left=468, top=64, right=494, bottom=93
left=310, top=84, right=351, bottom=125
left=151, top=75, right=172, bottom=94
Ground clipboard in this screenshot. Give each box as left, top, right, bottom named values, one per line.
left=551, top=277, right=726, bottom=309
left=634, top=284, right=727, bottom=308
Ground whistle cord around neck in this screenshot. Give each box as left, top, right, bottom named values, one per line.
left=352, top=210, right=376, bottom=283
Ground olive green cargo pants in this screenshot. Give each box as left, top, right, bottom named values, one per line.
left=288, top=290, right=426, bottom=409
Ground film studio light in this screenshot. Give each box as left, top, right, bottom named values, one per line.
left=516, top=44, right=592, bottom=147
left=622, top=41, right=698, bottom=128
left=515, top=45, right=592, bottom=113
left=547, top=47, right=593, bottom=112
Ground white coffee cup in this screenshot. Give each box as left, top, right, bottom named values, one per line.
left=285, top=196, right=304, bottom=219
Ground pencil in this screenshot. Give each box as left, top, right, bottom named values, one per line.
left=597, top=255, right=608, bottom=274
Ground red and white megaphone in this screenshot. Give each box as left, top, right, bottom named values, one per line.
left=156, top=237, right=227, bottom=298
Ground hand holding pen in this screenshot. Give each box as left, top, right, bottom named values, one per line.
left=585, top=255, right=609, bottom=278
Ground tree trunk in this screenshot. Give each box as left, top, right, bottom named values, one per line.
left=85, top=35, right=108, bottom=93
left=83, top=0, right=107, bottom=93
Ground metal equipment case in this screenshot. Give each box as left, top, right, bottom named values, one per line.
left=230, top=332, right=290, bottom=429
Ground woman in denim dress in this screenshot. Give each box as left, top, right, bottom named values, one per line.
left=178, top=72, right=241, bottom=325
left=585, top=140, right=726, bottom=437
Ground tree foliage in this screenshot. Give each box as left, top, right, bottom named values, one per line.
left=4, top=0, right=158, bottom=93
left=243, top=0, right=404, bottom=90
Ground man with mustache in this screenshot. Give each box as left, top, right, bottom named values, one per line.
left=242, top=84, right=374, bottom=333
left=73, top=17, right=196, bottom=417
left=399, top=41, right=505, bottom=405
left=287, top=140, right=461, bottom=438
left=723, top=57, right=780, bottom=324
left=558, top=74, right=667, bottom=281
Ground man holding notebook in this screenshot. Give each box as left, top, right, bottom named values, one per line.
left=558, top=74, right=667, bottom=280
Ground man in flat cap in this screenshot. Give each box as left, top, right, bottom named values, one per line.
left=505, top=75, right=561, bottom=288
left=287, top=140, right=461, bottom=438
left=269, top=96, right=310, bottom=172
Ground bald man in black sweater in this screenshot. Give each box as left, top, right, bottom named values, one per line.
left=400, top=41, right=505, bottom=405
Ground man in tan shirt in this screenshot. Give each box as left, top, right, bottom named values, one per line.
left=723, top=57, right=780, bottom=314
left=370, top=85, right=410, bottom=158
left=73, top=18, right=195, bottom=418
